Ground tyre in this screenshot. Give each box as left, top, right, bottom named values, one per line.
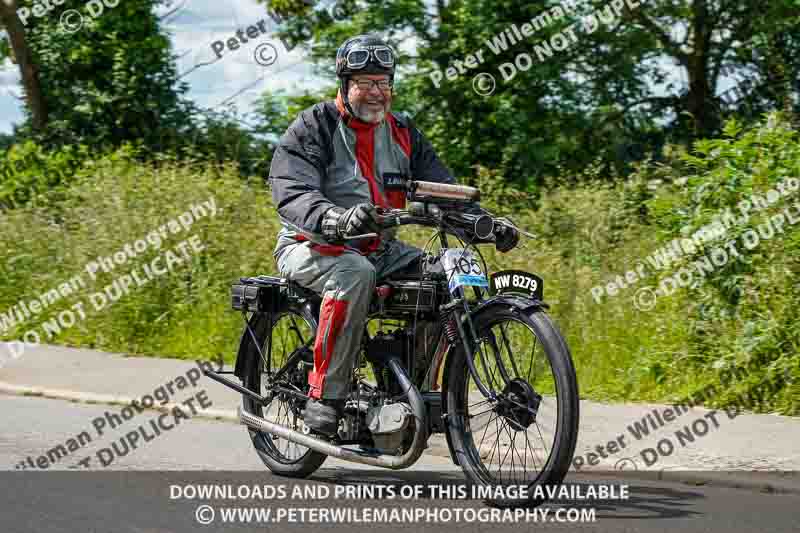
left=239, top=302, right=328, bottom=477
left=444, top=304, right=579, bottom=507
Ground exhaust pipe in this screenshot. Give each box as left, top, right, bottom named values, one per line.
left=239, top=358, right=428, bottom=469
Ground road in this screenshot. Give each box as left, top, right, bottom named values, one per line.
left=1, top=394, right=798, bottom=533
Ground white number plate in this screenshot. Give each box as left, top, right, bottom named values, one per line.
left=441, top=249, right=488, bottom=293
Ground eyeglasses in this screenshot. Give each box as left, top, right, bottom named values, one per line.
left=352, top=79, right=393, bottom=91
left=345, top=45, right=395, bottom=70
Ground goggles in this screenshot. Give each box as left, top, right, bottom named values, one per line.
left=344, top=45, right=395, bottom=71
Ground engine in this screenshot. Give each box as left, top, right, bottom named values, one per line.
left=346, top=329, right=425, bottom=454
left=364, top=401, right=414, bottom=454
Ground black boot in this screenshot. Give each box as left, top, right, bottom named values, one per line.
left=304, top=398, right=345, bottom=437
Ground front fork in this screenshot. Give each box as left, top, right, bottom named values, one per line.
left=437, top=230, right=499, bottom=402
left=441, top=294, right=498, bottom=402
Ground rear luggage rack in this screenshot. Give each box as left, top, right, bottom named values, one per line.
left=231, top=276, right=288, bottom=313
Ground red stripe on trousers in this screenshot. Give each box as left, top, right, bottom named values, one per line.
left=308, top=296, right=349, bottom=399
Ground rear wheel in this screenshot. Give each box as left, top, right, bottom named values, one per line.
left=444, top=304, right=579, bottom=507
left=239, top=303, right=328, bottom=477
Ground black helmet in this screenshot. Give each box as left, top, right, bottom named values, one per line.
left=336, top=34, right=396, bottom=117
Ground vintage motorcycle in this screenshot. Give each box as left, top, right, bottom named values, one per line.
left=205, top=181, right=579, bottom=507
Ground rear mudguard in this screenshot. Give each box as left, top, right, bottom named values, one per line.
left=440, top=294, right=548, bottom=465
left=233, top=283, right=320, bottom=381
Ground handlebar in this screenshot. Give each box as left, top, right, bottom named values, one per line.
left=344, top=209, right=428, bottom=239
left=344, top=180, right=533, bottom=242
left=346, top=204, right=497, bottom=242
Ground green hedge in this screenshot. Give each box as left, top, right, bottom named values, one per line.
left=1, top=116, right=797, bottom=414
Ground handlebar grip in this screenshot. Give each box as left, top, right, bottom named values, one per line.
left=409, top=181, right=481, bottom=202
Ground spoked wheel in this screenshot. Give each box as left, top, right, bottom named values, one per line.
left=444, top=304, right=579, bottom=507
left=240, top=303, right=328, bottom=477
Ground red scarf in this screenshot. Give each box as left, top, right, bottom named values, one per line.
left=335, top=90, right=390, bottom=208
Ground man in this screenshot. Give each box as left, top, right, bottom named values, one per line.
left=269, top=34, right=519, bottom=437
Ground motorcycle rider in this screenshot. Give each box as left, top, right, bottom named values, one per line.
left=269, top=34, right=519, bottom=437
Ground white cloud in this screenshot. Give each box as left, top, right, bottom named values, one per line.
left=0, top=58, right=24, bottom=134
left=0, top=0, right=333, bottom=134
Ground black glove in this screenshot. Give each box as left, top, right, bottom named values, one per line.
left=494, top=220, right=520, bottom=253
left=321, top=203, right=380, bottom=241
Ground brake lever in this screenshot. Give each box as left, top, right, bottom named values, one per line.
left=376, top=208, right=406, bottom=229
left=345, top=208, right=404, bottom=240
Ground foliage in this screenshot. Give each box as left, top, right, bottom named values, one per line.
left=1, top=115, right=797, bottom=413
left=252, top=87, right=338, bottom=141
left=2, top=0, right=194, bottom=152
left=632, top=112, right=800, bottom=413
left=0, top=146, right=280, bottom=360
left=254, top=0, right=800, bottom=188
left=0, top=141, right=87, bottom=209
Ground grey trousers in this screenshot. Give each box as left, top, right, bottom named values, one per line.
left=275, top=238, right=428, bottom=399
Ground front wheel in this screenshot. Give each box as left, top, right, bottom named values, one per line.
left=444, top=304, right=579, bottom=507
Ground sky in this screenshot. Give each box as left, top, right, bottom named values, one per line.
left=0, top=0, right=331, bottom=134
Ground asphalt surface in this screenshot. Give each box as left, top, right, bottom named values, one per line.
left=4, top=344, right=799, bottom=473
left=1, top=394, right=798, bottom=533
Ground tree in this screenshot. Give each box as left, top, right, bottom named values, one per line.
left=259, top=0, right=576, bottom=188
left=0, top=0, right=47, bottom=130
left=576, top=0, right=800, bottom=139
left=1, top=1, right=194, bottom=150
left=254, top=0, right=800, bottom=187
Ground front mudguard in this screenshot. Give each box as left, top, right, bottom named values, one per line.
left=439, top=294, right=548, bottom=465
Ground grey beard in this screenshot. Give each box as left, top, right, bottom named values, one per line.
left=353, top=102, right=387, bottom=123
